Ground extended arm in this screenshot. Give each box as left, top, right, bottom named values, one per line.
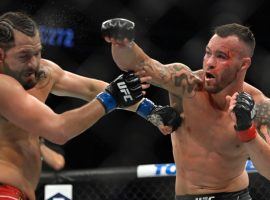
left=43, top=59, right=181, bottom=135
left=102, top=18, right=202, bottom=97
left=42, top=59, right=108, bottom=101
left=0, top=72, right=143, bottom=144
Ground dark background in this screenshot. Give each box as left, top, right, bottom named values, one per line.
left=2, top=0, right=270, bottom=170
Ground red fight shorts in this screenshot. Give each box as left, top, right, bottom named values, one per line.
left=0, top=184, right=27, bottom=200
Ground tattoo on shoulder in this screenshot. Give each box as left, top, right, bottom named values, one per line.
left=254, top=101, right=270, bottom=126
left=171, top=64, right=202, bottom=96
left=254, top=101, right=270, bottom=143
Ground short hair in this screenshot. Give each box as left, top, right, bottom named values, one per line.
left=213, top=23, right=256, bottom=56
left=0, top=12, right=38, bottom=51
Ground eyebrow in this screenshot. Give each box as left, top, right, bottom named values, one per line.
left=206, top=46, right=228, bottom=56
left=18, top=47, right=42, bottom=54
left=215, top=50, right=228, bottom=56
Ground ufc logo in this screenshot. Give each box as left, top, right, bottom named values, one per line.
left=195, top=197, right=215, bottom=200
left=117, top=82, right=133, bottom=101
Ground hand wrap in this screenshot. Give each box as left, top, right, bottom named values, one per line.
left=97, top=72, right=142, bottom=113
left=101, top=18, right=135, bottom=41
left=233, top=92, right=257, bottom=142
left=137, top=98, right=181, bottom=132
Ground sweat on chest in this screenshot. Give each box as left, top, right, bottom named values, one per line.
left=182, top=101, right=239, bottom=149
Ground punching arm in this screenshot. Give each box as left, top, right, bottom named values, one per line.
left=101, top=18, right=202, bottom=97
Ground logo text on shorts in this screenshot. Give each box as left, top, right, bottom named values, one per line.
left=195, top=197, right=215, bottom=200
left=117, top=82, right=133, bottom=101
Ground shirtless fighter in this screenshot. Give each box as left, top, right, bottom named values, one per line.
left=0, top=12, right=181, bottom=200
left=101, top=18, right=270, bottom=200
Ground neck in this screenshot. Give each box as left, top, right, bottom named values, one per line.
left=208, top=78, right=244, bottom=111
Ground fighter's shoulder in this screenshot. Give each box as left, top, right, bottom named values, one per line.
left=0, top=74, right=24, bottom=100
left=243, top=82, right=266, bottom=103
left=40, top=59, right=62, bottom=71
left=0, top=74, right=22, bottom=88
left=40, top=59, right=64, bottom=79
left=164, top=62, right=191, bottom=72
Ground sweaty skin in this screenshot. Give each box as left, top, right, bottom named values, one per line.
left=0, top=59, right=107, bottom=200
left=0, top=68, right=53, bottom=199
left=0, top=29, right=109, bottom=200
left=107, top=34, right=270, bottom=195
left=0, top=27, right=152, bottom=199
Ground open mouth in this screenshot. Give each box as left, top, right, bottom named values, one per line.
left=205, top=72, right=215, bottom=79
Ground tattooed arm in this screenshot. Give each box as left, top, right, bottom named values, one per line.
left=111, top=42, right=202, bottom=97
left=244, top=82, right=270, bottom=143
left=242, top=83, right=270, bottom=179
left=254, top=100, right=270, bottom=143
left=169, top=93, right=183, bottom=114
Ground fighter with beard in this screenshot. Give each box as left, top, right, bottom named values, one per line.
left=102, top=18, right=270, bottom=200
left=0, top=12, right=181, bottom=200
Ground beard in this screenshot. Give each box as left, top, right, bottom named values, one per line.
left=204, top=71, right=237, bottom=94
left=2, top=61, right=39, bottom=90
left=204, top=83, right=223, bottom=94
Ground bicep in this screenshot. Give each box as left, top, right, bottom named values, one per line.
left=0, top=82, right=59, bottom=139
left=253, top=93, right=270, bottom=143
left=254, top=98, right=270, bottom=127
left=144, top=60, right=201, bottom=97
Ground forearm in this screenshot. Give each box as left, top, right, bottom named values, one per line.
left=85, top=79, right=108, bottom=101
left=40, top=143, right=65, bottom=170
left=112, top=42, right=150, bottom=71
left=245, top=135, right=270, bottom=179
left=111, top=41, right=183, bottom=86
left=112, top=43, right=198, bottom=96
left=52, top=76, right=108, bottom=102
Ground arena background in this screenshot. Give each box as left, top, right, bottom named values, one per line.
left=1, top=0, right=270, bottom=170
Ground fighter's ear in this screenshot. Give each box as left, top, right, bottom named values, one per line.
left=240, top=57, right=251, bottom=71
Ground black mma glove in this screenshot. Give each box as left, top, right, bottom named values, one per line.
left=137, top=98, right=181, bottom=132
left=101, top=18, right=135, bottom=41
left=233, top=92, right=257, bottom=142
left=96, top=72, right=143, bottom=113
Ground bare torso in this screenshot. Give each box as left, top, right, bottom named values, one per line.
left=0, top=63, right=54, bottom=200
left=172, top=91, right=249, bottom=195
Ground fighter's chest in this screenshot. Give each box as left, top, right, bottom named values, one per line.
left=181, top=99, right=241, bottom=151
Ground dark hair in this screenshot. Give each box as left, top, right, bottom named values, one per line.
left=213, top=23, right=255, bottom=56
left=0, top=12, right=38, bottom=50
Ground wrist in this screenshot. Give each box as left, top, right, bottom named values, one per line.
left=136, top=98, right=155, bottom=119
left=237, top=123, right=257, bottom=142
left=96, top=92, right=117, bottom=113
